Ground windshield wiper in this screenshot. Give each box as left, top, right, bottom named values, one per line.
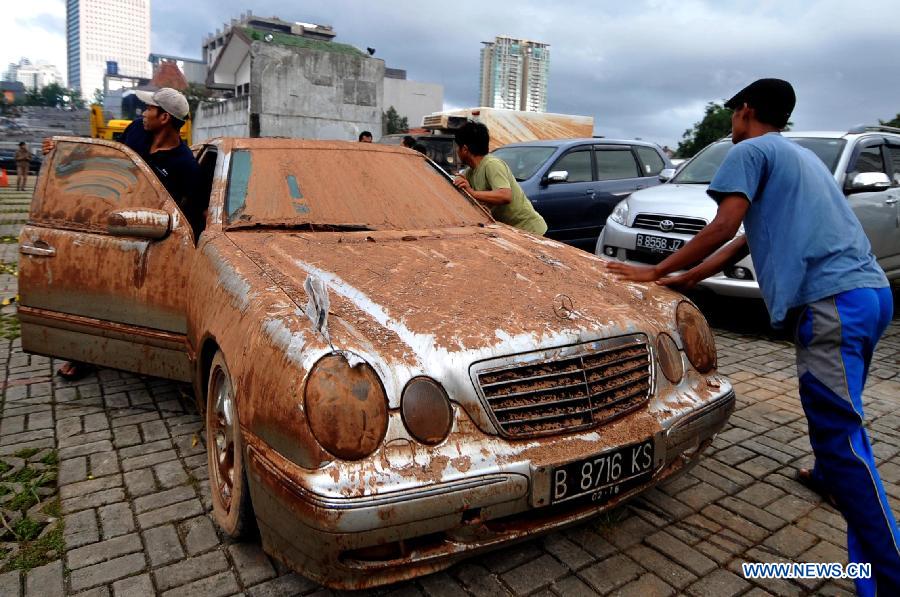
left=228, top=221, right=374, bottom=232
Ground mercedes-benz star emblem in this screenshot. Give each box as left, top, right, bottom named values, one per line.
left=659, top=219, right=675, bottom=232
left=553, top=294, right=575, bottom=320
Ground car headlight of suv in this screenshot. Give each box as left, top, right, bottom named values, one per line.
left=304, top=353, right=388, bottom=460
left=402, top=377, right=452, bottom=445
left=676, top=302, right=717, bottom=373
left=609, top=200, right=629, bottom=225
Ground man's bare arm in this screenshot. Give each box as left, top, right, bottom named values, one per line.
left=658, top=235, right=750, bottom=290
left=452, top=177, right=512, bottom=205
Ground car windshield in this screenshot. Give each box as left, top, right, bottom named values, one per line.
left=492, top=146, right=557, bottom=181
left=789, top=137, right=846, bottom=172
left=673, top=136, right=848, bottom=184
left=224, top=146, right=491, bottom=231
left=671, top=141, right=732, bottom=184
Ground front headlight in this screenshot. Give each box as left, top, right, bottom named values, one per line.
left=609, top=200, right=629, bottom=225
left=676, top=302, right=717, bottom=373
left=656, top=333, right=684, bottom=384
left=304, top=353, right=388, bottom=460
left=402, top=377, right=452, bottom=445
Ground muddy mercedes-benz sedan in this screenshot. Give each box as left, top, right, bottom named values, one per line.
left=18, top=137, right=734, bottom=589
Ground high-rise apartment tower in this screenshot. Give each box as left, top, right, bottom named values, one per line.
left=479, top=36, right=549, bottom=112
left=66, top=0, right=151, bottom=97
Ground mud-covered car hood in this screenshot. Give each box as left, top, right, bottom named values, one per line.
left=230, top=224, right=682, bottom=359
left=625, top=183, right=718, bottom=223
left=226, top=223, right=695, bottom=432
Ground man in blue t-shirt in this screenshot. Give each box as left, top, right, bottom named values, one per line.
left=608, top=79, right=897, bottom=594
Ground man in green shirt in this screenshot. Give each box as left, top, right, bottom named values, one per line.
left=452, top=121, right=547, bottom=235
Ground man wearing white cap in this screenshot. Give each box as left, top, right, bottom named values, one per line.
left=125, top=87, right=200, bottom=216
left=47, top=87, right=202, bottom=381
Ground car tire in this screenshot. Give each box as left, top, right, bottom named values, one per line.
left=206, top=351, right=256, bottom=538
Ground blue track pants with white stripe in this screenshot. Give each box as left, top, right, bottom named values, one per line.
left=795, top=286, right=899, bottom=595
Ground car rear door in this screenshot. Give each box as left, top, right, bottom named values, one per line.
left=17, top=138, right=195, bottom=381
left=845, top=140, right=900, bottom=276
left=881, top=143, right=900, bottom=277
left=527, top=144, right=597, bottom=247
left=591, top=145, right=648, bottom=234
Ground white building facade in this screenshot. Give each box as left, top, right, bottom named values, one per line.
left=479, top=36, right=549, bottom=112
left=66, top=0, right=151, bottom=99
left=5, top=59, right=64, bottom=89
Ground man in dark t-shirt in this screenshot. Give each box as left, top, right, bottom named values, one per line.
left=126, top=88, right=202, bottom=232
left=45, top=87, right=201, bottom=380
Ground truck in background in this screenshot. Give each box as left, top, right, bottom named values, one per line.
left=382, top=107, right=594, bottom=173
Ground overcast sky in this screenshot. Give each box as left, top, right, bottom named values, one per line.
left=4, top=0, right=900, bottom=147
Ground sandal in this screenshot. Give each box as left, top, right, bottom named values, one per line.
left=56, top=361, right=95, bottom=381
left=797, top=468, right=838, bottom=508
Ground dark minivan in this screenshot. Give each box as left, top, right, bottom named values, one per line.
left=493, top=139, right=673, bottom=250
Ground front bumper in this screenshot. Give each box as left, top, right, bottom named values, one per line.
left=246, top=387, right=735, bottom=589
left=596, top=220, right=761, bottom=298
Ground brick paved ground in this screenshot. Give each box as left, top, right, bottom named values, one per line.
left=0, top=182, right=898, bottom=596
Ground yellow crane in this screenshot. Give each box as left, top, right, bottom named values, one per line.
left=89, top=104, right=192, bottom=144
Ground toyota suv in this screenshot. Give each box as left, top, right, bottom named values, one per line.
left=596, top=126, right=900, bottom=296
left=493, top=139, right=674, bottom=251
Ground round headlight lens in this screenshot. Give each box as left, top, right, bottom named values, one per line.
left=609, top=200, right=629, bottom=225
left=656, top=333, right=684, bottom=384
left=304, top=353, right=388, bottom=460
left=401, top=377, right=452, bottom=445
left=676, top=302, right=717, bottom=373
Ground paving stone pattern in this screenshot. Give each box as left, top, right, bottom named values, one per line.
left=1, top=183, right=898, bottom=595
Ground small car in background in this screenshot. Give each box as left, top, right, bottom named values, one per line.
left=19, top=137, right=732, bottom=589
left=379, top=133, right=458, bottom=174
left=493, top=139, right=674, bottom=251
left=597, top=127, right=900, bottom=297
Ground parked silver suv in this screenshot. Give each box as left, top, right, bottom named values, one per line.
left=596, top=126, right=900, bottom=297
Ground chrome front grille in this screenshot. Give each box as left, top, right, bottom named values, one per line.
left=472, top=335, right=652, bottom=438
left=633, top=214, right=706, bottom=235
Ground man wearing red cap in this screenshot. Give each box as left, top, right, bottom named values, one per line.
left=608, top=78, right=898, bottom=594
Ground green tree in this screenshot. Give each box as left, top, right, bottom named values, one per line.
left=880, top=114, right=900, bottom=127
left=92, top=88, right=104, bottom=105
left=183, top=83, right=212, bottom=116
left=22, top=83, right=84, bottom=108
left=676, top=102, right=732, bottom=158
left=382, top=105, right=408, bottom=135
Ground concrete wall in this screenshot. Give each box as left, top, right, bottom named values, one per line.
left=250, top=42, right=384, bottom=141
left=194, top=95, right=250, bottom=142
left=383, top=78, right=444, bottom=129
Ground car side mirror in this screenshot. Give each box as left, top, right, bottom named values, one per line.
left=544, top=170, right=568, bottom=185
left=658, top=168, right=676, bottom=182
left=107, top=209, right=171, bottom=239
left=846, top=172, right=890, bottom=194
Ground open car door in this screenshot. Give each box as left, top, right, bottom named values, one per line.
left=17, top=137, right=195, bottom=381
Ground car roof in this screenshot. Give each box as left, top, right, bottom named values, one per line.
left=497, top=138, right=660, bottom=150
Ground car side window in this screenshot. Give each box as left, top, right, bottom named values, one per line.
left=595, top=148, right=640, bottom=181
left=850, top=144, right=887, bottom=176
left=550, top=149, right=592, bottom=183
left=887, top=145, right=900, bottom=185
left=634, top=146, right=665, bottom=176
left=32, top=141, right=170, bottom=232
